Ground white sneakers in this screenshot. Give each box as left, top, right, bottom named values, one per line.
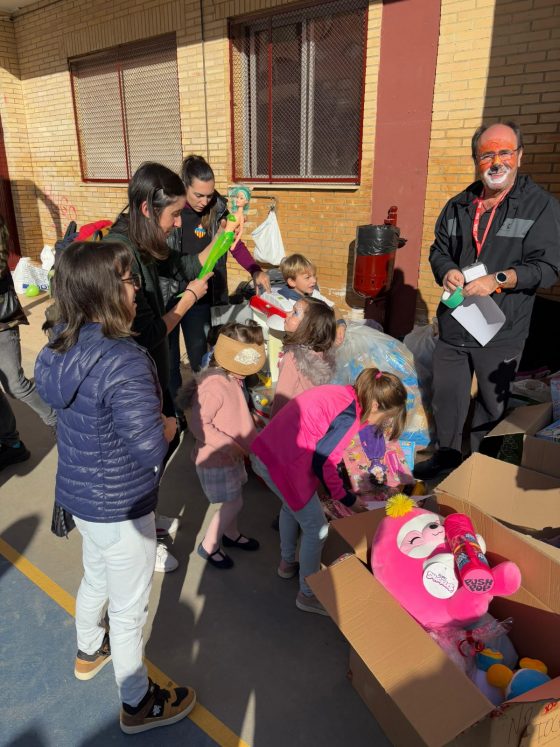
left=154, top=543, right=179, bottom=573
left=154, top=515, right=180, bottom=573
left=155, top=514, right=179, bottom=538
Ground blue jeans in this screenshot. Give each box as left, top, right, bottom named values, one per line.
left=168, top=303, right=211, bottom=401
left=74, top=512, right=156, bottom=706
left=251, top=455, right=329, bottom=596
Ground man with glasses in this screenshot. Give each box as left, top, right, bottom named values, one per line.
left=414, top=121, right=560, bottom=480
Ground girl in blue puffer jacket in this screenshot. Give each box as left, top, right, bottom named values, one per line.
left=35, top=241, right=197, bottom=735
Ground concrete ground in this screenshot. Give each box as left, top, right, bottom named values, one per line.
left=0, top=294, right=390, bottom=747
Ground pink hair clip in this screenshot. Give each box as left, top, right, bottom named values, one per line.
left=375, top=371, right=383, bottom=380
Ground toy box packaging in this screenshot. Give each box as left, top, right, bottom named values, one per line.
left=549, top=373, right=560, bottom=421
left=535, top=418, right=560, bottom=444
left=484, top=402, right=560, bottom=479
left=309, top=454, right=560, bottom=746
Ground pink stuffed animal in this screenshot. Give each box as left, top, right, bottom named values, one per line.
left=371, top=495, right=521, bottom=628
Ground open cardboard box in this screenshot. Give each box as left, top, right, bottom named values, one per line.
left=437, top=453, right=560, bottom=555
left=485, top=402, right=560, bottom=479
left=309, top=456, right=560, bottom=746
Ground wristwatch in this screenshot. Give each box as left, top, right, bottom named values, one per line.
left=494, top=271, right=508, bottom=294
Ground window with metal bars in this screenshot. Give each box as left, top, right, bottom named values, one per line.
left=229, top=0, right=368, bottom=184
left=70, top=34, right=183, bottom=182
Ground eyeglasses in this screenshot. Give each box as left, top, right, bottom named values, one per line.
left=477, top=147, right=520, bottom=165
left=121, top=273, right=141, bottom=290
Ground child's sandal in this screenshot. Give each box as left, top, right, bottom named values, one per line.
left=197, top=543, right=234, bottom=569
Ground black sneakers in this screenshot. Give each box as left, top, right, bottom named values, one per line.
left=120, top=678, right=197, bottom=734
left=74, top=632, right=112, bottom=680
left=0, top=442, right=30, bottom=471
left=412, top=448, right=462, bottom=480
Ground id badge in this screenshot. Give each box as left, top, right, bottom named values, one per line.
left=462, top=261, right=487, bottom=283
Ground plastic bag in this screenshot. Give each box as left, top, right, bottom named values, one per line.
left=210, top=301, right=253, bottom=327
left=252, top=210, right=285, bottom=266
left=333, top=321, right=432, bottom=446
left=403, top=319, right=438, bottom=407
left=40, top=245, right=55, bottom=271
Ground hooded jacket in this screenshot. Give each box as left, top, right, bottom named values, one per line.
left=34, top=323, right=168, bottom=522
left=429, top=175, right=560, bottom=348
left=270, top=346, right=336, bottom=417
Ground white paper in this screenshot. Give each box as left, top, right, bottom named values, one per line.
left=451, top=296, right=505, bottom=346
left=462, top=262, right=488, bottom=283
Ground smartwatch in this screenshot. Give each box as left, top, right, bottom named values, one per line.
left=494, top=271, right=508, bottom=294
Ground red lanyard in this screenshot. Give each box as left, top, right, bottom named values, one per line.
left=472, top=189, right=510, bottom=256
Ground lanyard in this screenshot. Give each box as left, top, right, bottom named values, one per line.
left=472, top=189, right=510, bottom=256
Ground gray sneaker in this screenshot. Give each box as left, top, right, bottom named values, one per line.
left=296, top=591, right=329, bottom=616
left=277, top=560, right=299, bottom=579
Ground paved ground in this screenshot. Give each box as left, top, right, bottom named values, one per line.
left=0, top=294, right=391, bottom=747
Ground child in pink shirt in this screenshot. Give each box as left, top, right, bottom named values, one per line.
left=271, top=297, right=337, bottom=418
left=177, top=321, right=265, bottom=569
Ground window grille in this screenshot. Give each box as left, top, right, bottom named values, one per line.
left=229, top=0, right=368, bottom=184
left=70, top=34, right=182, bottom=182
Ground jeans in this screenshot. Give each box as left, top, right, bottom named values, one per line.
left=168, top=302, right=211, bottom=401
left=0, top=389, right=18, bottom=445
left=74, top=513, right=157, bottom=707
left=251, top=455, right=328, bottom=596
left=0, top=327, right=56, bottom=444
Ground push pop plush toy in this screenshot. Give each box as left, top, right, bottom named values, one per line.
left=371, top=495, right=521, bottom=628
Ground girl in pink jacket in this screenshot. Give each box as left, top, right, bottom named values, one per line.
left=251, top=368, right=407, bottom=615
left=270, top=297, right=337, bottom=418
left=177, top=321, right=266, bottom=569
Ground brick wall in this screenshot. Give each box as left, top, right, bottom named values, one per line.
left=5, top=0, right=557, bottom=319
left=0, top=18, right=39, bottom=255
left=417, top=0, right=560, bottom=322
left=3, top=0, right=382, bottom=313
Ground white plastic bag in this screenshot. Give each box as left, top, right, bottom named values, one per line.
left=252, top=210, right=285, bottom=266
left=11, top=257, right=31, bottom=294
left=11, top=257, right=49, bottom=293
left=40, top=245, right=55, bottom=271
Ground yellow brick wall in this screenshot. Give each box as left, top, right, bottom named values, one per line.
left=0, top=18, right=39, bottom=254
left=418, top=0, right=560, bottom=322
left=4, top=0, right=382, bottom=314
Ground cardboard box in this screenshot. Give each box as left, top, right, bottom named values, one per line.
left=485, top=402, right=560, bottom=479
left=437, top=454, right=560, bottom=552
left=310, top=456, right=560, bottom=746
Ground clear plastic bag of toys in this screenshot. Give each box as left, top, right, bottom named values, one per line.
left=333, top=321, right=433, bottom=446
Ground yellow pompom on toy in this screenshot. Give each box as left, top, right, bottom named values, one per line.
left=519, top=658, right=548, bottom=675
left=487, top=663, right=513, bottom=690
left=386, top=493, right=417, bottom=518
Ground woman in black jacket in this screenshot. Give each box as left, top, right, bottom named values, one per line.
left=165, top=155, right=271, bottom=386
left=106, top=162, right=213, bottom=417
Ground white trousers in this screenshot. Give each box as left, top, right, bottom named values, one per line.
left=74, top=512, right=156, bottom=706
